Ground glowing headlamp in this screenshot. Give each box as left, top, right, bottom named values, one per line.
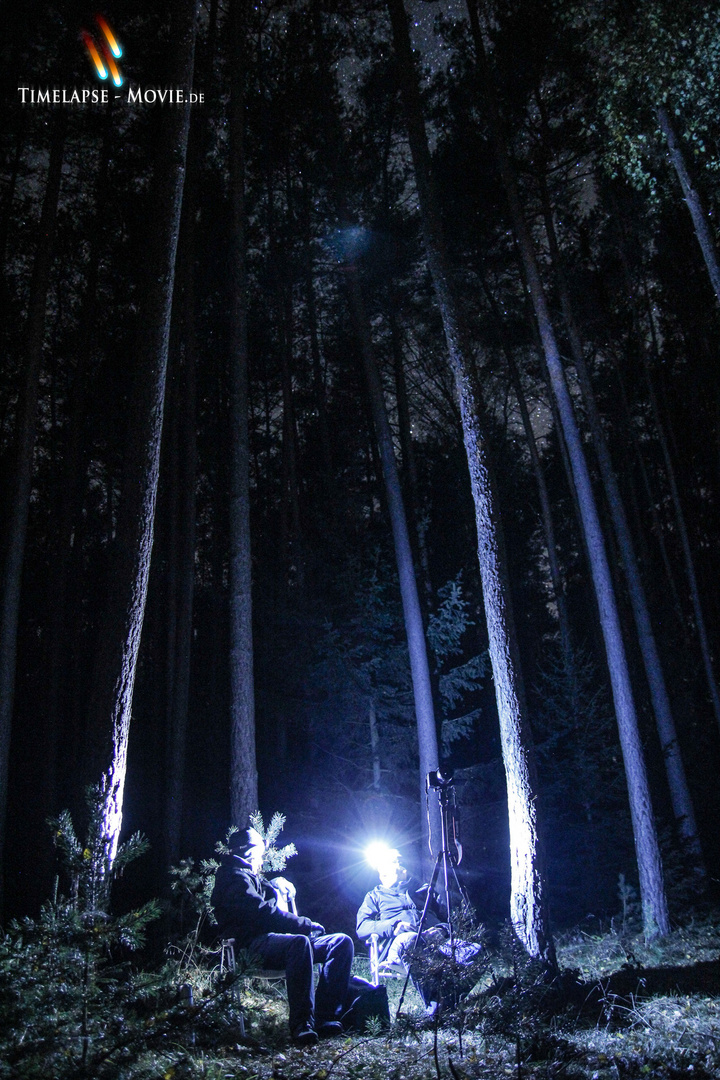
left=364, top=841, right=400, bottom=871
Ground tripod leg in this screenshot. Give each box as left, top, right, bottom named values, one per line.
left=395, top=854, right=443, bottom=1020
left=448, top=857, right=470, bottom=908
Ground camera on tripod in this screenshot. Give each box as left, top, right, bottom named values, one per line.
left=427, top=769, right=454, bottom=791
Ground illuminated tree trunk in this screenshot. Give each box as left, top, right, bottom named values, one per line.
left=87, top=0, right=198, bottom=864
left=482, top=279, right=571, bottom=665
left=643, top=309, right=720, bottom=734
left=345, top=262, right=441, bottom=870
left=388, top=301, right=433, bottom=602
left=471, top=10, right=669, bottom=938
left=380, top=145, right=432, bottom=601
left=0, top=114, right=65, bottom=907
left=228, top=0, right=258, bottom=829
left=387, top=0, right=554, bottom=964
left=164, top=107, right=201, bottom=866
left=538, top=170, right=702, bottom=867
left=656, top=106, right=720, bottom=308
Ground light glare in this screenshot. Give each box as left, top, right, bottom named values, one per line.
left=364, top=841, right=399, bottom=871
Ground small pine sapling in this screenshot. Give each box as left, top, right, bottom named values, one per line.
left=248, top=811, right=297, bottom=873
left=0, top=785, right=162, bottom=1078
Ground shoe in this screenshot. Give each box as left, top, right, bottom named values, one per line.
left=291, top=1024, right=319, bottom=1048
left=317, top=1020, right=344, bottom=1039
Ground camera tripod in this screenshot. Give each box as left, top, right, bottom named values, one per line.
left=395, top=773, right=470, bottom=1018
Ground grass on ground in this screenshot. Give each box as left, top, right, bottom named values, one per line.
left=132, top=916, right=720, bottom=1079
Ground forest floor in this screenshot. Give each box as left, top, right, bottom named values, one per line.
left=165, top=915, right=720, bottom=1080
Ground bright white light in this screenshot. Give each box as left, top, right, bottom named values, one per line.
left=364, top=841, right=399, bottom=871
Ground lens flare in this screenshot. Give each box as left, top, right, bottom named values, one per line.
left=95, top=15, right=122, bottom=58
left=364, top=841, right=399, bottom=871
left=82, top=30, right=107, bottom=79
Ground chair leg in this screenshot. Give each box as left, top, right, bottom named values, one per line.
left=219, top=939, right=247, bottom=1035
left=220, top=938, right=236, bottom=976
left=369, top=934, right=380, bottom=987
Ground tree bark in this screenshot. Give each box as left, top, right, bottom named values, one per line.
left=45, top=107, right=114, bottom=821
left=643, top=304, right=720, bottom=734
left=387, top=301, right=433, bottom=601
left=0, top=113, right=66, bottom=907
left=369, top=698, right=381, bottom=791
left=86, top=0, right=198, bottom=864
left=481, top=278, right=572, bottom=664
left=0, top=113, right=26, bottom=270
left=656, top=106, right=720, bottom=308
left=344, top=261, right=441, bottom=868
left=228, top=0, right=258, bottom=829
left=301, top=181, right=333, bottom=482
left=279, top=287, right=304, bottom=586
left=387, top=0, right=554, bottom=964
left=163, top=124, right=201, bottom=868
left=611, top=347, right=689, bottom=637
left=471, top=10, right=669, bottom=938
left=538, top=169, right=702, bottom=866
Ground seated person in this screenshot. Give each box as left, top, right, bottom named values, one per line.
left=212, top=827, right=354, bottom=1047
left=356, top=847, right=448, bottom=1008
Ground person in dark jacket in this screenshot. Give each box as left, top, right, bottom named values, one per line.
left=212, top=827, right=354, bottom=1047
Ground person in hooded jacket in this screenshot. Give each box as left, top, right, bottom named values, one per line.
left=356, top=847, right=450, bottom=1014
left=212, top=827, right=354, bottom=1047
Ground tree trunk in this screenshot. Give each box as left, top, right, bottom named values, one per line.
left=228, top=0, right=258, bottom=829
left=45, top=106, right=114, bottom=821
left=163, top=0, right=220, bottom=869
left=387, top=0, right=554, bottom=964
left=301, top=181, right=333, bottom=482
left=0, top=113, right=66, bottom=907
left=656, top=106, right=720, bottom=308
left=86, top=0, right=198, bottom=864
left=163, top=118, right=201, bottom=867
left=643, top=304, right=720, bottom=734
left=611, top=347, right=689, bottom=637
left=344, top=261, right=441, bottom=868
left=481, top=278, right=572, bottom=664
left=606, top=219, right=693, bottom=643
left=279, top=288, right=304, bottom=587
left=369, top=698, right=381, bottom=791
left=0, top=114, right=26, bottom=270
left=538, top=169, right=702, bottom=866
left=471, top=10, right=668, bottom=938
left=387, top=301, right=433, bottom=601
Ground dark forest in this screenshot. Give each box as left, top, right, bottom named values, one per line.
left=1, top=0, right=720, bottom=1076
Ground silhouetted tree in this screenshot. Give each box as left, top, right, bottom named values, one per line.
left=387, top=0, right=555, bottom=964
left=0, top=113, right=66, bottom=906
left=471, top=2, right=669, bottom=937
left=228, top=0, right=258, bottom=829
left=86, top=0, right=199, bottom=863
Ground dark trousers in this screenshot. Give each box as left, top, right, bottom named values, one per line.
left=249, top=932, right=354, bottom=1033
